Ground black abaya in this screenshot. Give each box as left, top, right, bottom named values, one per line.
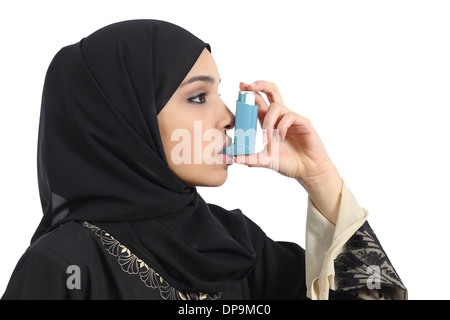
left=2, top=221, right=306, bottom=300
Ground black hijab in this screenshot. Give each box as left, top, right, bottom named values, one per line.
left=32, top=19, right=266, bottom=293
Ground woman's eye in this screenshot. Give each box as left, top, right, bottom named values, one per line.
left=188, top=93, right=207, bottom=104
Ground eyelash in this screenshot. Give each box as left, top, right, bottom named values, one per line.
left=187, top=92, right=222, bottom=105
left=187, top=93, right=207, bottom=104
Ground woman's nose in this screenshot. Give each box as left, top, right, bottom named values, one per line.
left=222, top=104, right=235, bottom=130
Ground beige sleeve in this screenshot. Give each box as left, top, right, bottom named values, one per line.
left=305, top=181, right=369, bottom=300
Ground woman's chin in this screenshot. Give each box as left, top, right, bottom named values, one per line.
left=185, top=166, right=229, bottom=188
left=202, top=170, right=229, bottom=187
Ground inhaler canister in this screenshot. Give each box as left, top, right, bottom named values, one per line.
left=222, top=91, right=258, bottom=156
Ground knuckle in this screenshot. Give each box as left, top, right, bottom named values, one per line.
left=285, top=111, right=295, bottom=117
left=268, top=103, right=282, bottom=113
left=271, top=102, right=282, bottom=108
left=303, top=116, right=311, bottom=125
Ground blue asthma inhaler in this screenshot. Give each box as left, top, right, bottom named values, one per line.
left=222, top=91, right=258, bottom=156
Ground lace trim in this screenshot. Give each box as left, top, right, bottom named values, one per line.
left=334, top=221, right=407, bottom=300
left=82, top=221, right=222, bottom=300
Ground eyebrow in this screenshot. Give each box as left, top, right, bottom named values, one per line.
left=179, top=75, right=220, bottom=88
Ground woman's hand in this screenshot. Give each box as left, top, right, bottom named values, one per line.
left=235, top=81, right=343, bottom=224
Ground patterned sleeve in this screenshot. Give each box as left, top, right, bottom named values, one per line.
left=333, top=221, right=407, bottom=300
left=305, top=181, right=407, bottom=300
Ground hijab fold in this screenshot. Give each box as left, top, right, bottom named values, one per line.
left=33, top=19, right=266, bottom=293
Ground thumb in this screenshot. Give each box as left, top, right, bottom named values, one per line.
left=234, top=138, right=280, bottom=171
left=234, top=152, right=270, bottom=168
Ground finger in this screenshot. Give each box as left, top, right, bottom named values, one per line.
left=234, top=151, right=271, bottom=168
left=234, top=135, right=280, bottom=170
left=275, top=112, right=297, bottom=141
left=247, top=81, right=285, bottom=105
left=239, top=82, right=249, bottom=91
left=262, top=103, right=283, bottom=144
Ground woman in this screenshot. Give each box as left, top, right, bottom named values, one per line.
left=2, top=19, right=406, bottom=300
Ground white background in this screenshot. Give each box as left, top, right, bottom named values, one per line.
left=1, top=0, right=449, bottom=300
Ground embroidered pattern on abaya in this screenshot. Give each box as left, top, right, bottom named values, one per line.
left=83, top=221, right=222, bottom=300
left=333, top=221, right=407, bottom=299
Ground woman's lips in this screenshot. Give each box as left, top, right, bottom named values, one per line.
left=219, top=136, right=233, bottom=155
left=216, top=136, right=234, bottom=165
left=217, top=153, right=233, bottom=165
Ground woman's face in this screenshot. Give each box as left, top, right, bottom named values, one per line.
left=157, top=48, right=235, bottom=187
